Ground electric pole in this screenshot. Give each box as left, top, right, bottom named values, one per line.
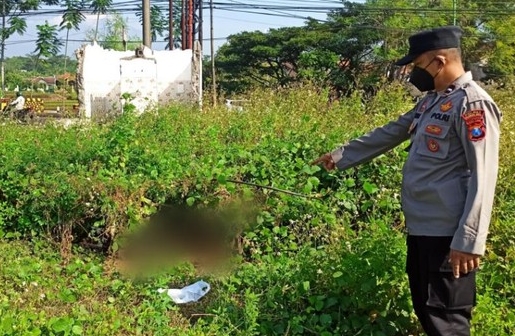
left=1, top=0, right=5, bottom=96
left=181, top=0, right=186, bottom=50
left=187, top=0, right=193, bottom=49
left=143, top=0, right=151, bottom=48
left=198, top=0, right=203, bottom=49
left=169, top=0, right=174, bottom=50
left=122, top=24, right=128, bottom=51
left=210, top=0, right=216, bottom=106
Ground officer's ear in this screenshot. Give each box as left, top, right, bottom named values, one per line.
left=433, top=54, right=447, bottom=69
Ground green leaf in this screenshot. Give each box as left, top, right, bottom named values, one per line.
left=325, top=297, right=338, bottom=309
left=28, top=328, right=42, bottom=336
left=72, top=325, right=83, bottom=335
left=1, top=317, right=14, bottom=333
left=308, top=176, right=320, bottom=187
left=186, top=197, right=195, bottom=206
left=217, top=174, right=227, bottom=184
left=140, top=196, right=152, bottom=205
left=52, top=317, right=71, bottom=332
left=303, top=181, right=313, bottom=193
left=315, top=299, right=324, bottom=311
left=345, top=178, right=356, bottom=187
left=302, top=281, right=310, bottom=291
left=363, top=181, right=378, bottom=194
left=333, top=271, right=343, bottom=278
left=320, top=314, right=332, bottom=326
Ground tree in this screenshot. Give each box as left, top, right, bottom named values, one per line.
left=60, top=0, right=86, bottom=72
left=214, top=3, right=383, bottom=95
left=214, top=0, right=515, bottom=95
left=5, top=68, right=29, bottom=90
left=9, top=54, right=77, bottom=75
left=0, top=0, right=59, bottom=96
left=135, top=4, right=167, bottom=42
left=215, top=26, right=322, bottom=94
left=335, top=0, right=515, bottom=80
left=86, top=12, right=140, bottom=51
left=163, top=1, right=183, bottom=49
left=34, top=20, right=63, bottom=70
left=89, top=0, right=113, bottom=42
left=322, top=1, right=385, bottom=95
left=134, top=2, right=183, bottom=49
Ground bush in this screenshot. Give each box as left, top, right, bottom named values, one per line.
left=0, top=83, right=514, bottom=334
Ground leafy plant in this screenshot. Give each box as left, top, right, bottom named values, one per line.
left=0, top=82, right=513, bottom=335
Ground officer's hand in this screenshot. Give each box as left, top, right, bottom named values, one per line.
left=311, top=153, right=336, bottom=171
left=449, top=249, right=481, bottom=279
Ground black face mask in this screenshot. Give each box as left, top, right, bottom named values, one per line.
left=409, top=58, right=439, bottom=92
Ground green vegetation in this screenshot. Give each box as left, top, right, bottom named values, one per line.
left=213, top=0, right=515, bottom=96
left=0, top=83, right=514, bottom=335
left=85, top=12, right=141, bottom=51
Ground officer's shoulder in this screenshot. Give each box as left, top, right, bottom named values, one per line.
left=460, top=81, right=494, bottom=104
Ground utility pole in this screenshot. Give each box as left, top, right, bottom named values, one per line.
left=210, top=0, right=216, bottom=106
left=169, top=0, right=174, bottom=49
left=142, top=0, right=151, bottom=48
left=452, top=0, right=457, bottom=25
left=198, top=0, right=203, bottom=49
left=181, top=0, right=186, bottom=50
left=1, top=0, right=5, bottom=96
left=122, top=24, right=128, bottom=51
left=187, top=0, right=194, bottom=49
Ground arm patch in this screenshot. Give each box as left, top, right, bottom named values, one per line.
left=462, top=110, right=486, bottom=141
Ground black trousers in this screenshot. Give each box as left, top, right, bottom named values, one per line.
left=406, top=235, right=476, bottom=336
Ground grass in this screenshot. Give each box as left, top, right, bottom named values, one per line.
left=0, top=239, right=198, bottom=335
left=0, top=81, right=514, bottom=335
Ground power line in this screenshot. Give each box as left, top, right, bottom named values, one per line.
left=6, top=1, right=515, bottom=54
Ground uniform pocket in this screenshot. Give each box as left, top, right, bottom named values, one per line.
left=434, top=177, right=467, bottom=218
left=416, top=124, right=452, bottom=159
left=426, top=253, right=477, bottom=310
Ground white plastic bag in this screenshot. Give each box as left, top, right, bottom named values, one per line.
left=158, top=280, right=210, bottom=304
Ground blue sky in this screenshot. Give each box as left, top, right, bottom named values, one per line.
left=6, top=0, right=346, bottom=58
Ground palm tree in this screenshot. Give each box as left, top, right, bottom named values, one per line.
left=0, top=0, right=59, bottom=95
left=90, top=0, right=113, bottom=42
left=34, top=21, right=63, bottom=72
left=60, top=0, right=86, bottom=72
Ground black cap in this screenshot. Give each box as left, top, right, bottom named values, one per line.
left=394, top=26, right=463, bottom=66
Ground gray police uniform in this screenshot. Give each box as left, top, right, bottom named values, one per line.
left=329, top=71, right=502, bottom=256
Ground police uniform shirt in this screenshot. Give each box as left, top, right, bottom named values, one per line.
left=329, top=71, right=502, bottom=255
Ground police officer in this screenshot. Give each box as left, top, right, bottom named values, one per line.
left=312, top=26, right=501, bottom=336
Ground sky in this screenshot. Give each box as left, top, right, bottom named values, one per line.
left=5, top=0, right=349, bottom=59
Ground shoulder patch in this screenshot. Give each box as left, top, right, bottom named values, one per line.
left=462, top=110, right=486, bottom=141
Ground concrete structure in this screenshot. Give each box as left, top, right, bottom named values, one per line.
left=75, top=41, right=202, bottom=119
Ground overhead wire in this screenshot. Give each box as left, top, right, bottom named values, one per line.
left=6, top=0, right=515, bottom=52
left=20, top=1, right=515, bottom=17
